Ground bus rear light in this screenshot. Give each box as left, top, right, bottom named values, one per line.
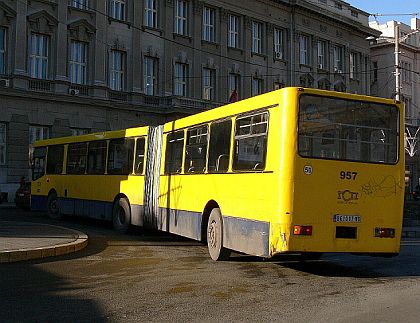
left=374, top=227, right=395, bottom=238
left=293, top=225, right=312, bottom=236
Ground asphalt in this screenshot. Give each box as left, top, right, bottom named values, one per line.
left=1, top=202, right=420, bottom=263
left=0, top=204, right=88, bottom=263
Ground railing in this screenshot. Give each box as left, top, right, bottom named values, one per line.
left=28, top=79, right=52, bottom=92
left=108, top=90, right=128, bottom=101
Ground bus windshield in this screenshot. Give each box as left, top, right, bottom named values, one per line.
left=298, top=94, right=399, bottom=164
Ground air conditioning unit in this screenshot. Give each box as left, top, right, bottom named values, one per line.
left=69, top=88, right=80, bottom=95
left=334, top=67, right=343, bottom=74
left=0, top=79, right=10, bottom=87
left=275, top=52, right=283, bottom=59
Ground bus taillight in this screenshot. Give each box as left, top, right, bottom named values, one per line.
left=374, top=228, right=395, bottom=238
left=293, top=225, right=312, bottom=236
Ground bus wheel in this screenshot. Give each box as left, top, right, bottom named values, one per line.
left=207, top=208, right=231, bottom=261
left=112, top=198, right=131, bottom=234
left=47, top=192, right=61, bottom=220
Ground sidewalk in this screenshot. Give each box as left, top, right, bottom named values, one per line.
left=0, top=221, right=88, bottom=263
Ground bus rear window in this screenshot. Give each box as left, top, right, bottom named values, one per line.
left=298, top=95, right=399, bottom=164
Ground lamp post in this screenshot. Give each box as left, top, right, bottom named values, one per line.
left=394, top=24, right=401, bottom=101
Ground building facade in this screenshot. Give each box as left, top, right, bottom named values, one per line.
left=0, top=0, right=378, bottom=198
left=369, top=18, right=420, bottom=190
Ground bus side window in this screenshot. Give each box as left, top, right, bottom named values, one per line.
left=134, top=137, right=145, bottom=175
left=46, top=145, right=64, bottom=174
left=108, top=138, right=135, bottom=175
left=67, top=142, right=87, bottom=174
left=165, top=131, right=184, bottom=174
left=233, top=112, right=268, bottom=171
left=185, top=125, right=208, bottom=173
left=208, top=119, right=232, bottom=173
left=32, top=147, right=47, bottom=180
left=87, top=141, right=107, bottom=174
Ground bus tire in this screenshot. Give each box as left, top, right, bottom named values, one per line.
left=207, top=208, right=231, bottom=261
left=47, top=192, right=62, bottom=220
left=112, top=198, right=131, bottom=234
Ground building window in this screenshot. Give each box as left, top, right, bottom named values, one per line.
left=252, top=21, right=263, bottom=54
left=228, top=15, right=239, bottom=48
left=252, top=77, right=263, bottom=96
left=317, top=40, right=327, bottom=70
left=350, top=52, right=358, bottom=79
left=202, top=68, right=215, bottom=100
left=29, top=34, right=49, bottom=79
left=202, top=7, right=215, bottom=42
left=175, top=0, right=188, bottom=36
left=404, top=97, right=412, bottom=119
left=144, top=0, right=157, bottom=28
left=334, top=1, right=342, bottom=9
left=110, top=50, right=125, bottom=91
left=0, top=123, right=6, bottom=165
left=0, top=28, right=5, bottom=75
left=372, top=61, right=378, bottom=83
left=29, top=126, right=49, bottom=145
left=144, top=56, right=157, bottom=95
left=228, top=73, right=240, bottom=100
left=69, top=41, right=87, bottom=84
left=70, top=0, right=89, bottom=10
left=71, top=128, right=89, bottom=136
left=110, top=0, right=126, bottom=21
left=274, top=28, right=284, bottom=60
left=351, top=10, right=358, bottom=18
left=402, top=62, right=412, bottom=83
left=333, top=45, right=343, bottom=72
left=174, top=62, right=188, bottom=96
left=299, top=35, right=309, bottom=65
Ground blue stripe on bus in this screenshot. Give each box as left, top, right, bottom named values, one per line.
left=223, top=216, right=270, bottom=257
left=31, top=195, right=48, bottom=211
left=31, top=196, right=144, bottom=226
left=155, top=207, right=203, bottom=241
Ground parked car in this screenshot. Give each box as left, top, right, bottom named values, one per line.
left=15, top=182, right=31, bottom=209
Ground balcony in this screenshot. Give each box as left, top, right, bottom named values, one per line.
left=28, top=79, right=53, bottom=92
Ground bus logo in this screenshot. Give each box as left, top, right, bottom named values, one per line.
left=337, top=190, right=359, bottom=202
left=303, top=165, right=312, bottom=175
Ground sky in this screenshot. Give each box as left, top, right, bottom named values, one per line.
left=348, top=1, right=419, bottom=26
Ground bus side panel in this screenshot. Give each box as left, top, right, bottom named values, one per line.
left=31, top=195, right=48, bottom=211
left=223, top=216, right=270, bottom=257
left=156, top=207, right=202, bottom=240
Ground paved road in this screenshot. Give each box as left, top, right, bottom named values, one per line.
left=1, top=208, right=420, bottom=322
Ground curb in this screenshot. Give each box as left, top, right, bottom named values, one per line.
left=0, top=224, right=88, bottom=263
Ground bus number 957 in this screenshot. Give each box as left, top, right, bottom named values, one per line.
left=340, top=171, right=357, bottom=180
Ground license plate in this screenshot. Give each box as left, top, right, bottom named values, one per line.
left=333, top=214, right=361, bottom=223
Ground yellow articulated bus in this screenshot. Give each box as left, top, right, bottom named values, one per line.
left=32, top=87, right=405, bottom=260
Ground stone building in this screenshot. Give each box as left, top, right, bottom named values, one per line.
left=0, top=0, right=378, bottom=199
left=369, top=18, right=420, bottom=190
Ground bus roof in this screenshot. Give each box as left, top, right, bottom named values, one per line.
left=163, top=87, right=400, bottom=132
left=33, top=125, right=149, bottom=147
